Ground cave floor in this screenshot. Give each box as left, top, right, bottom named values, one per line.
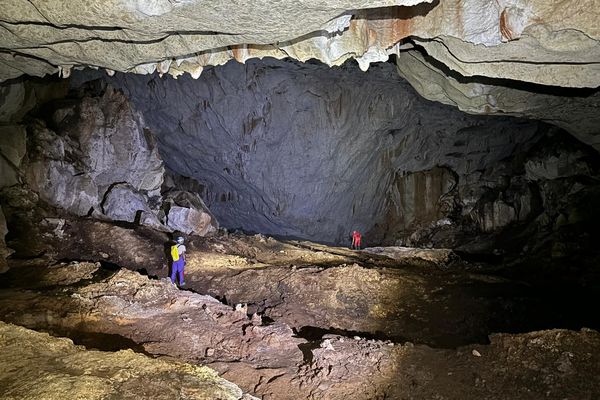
left=1, top=229, right=600, bottom=399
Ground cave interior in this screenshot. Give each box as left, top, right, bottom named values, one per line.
left=1, top=1, right=600, bottom=399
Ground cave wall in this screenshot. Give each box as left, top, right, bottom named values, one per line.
left=0, top=79, right=220, bottom=263
left=77, top=58, right=557, bottom=244
left=1, top=56, right=599, bottom=258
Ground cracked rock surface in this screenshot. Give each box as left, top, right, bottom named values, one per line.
left=0, top=321, right=254, bottom=400
left=0, top=240, right=599, bottom=399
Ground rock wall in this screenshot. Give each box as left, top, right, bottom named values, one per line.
left=2, top=57, right=599, bottom=256
left=0, top=81, right=218, bottom=263
left=84, top=58, right=571, bottom=245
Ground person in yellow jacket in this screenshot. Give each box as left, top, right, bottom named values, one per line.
left=170, top=236, right=186, bottom=286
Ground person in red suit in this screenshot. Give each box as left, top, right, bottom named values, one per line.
left=351, top=230, right=362, bottom=250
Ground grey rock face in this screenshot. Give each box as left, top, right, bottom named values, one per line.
left=101, top=183, right=153, bottom=223
left=96, top=59, right=545, bottom=243
left=22, top=88, right=165, bottom=218
left=26, top=160, right=99, bottom=216
left=58, top=87, right=165, bottom=196
left=164, top=190, right=218, bottom=236
left=0, top=79, right=220, bottom=240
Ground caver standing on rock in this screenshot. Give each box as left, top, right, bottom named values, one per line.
left=170, top=236, right=187, bottom=286
left=351, top=230, right=362, bottom=250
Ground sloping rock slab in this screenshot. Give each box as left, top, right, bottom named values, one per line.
left=0, top=321, right=252, bottom=400
left=0, top=266, right=304, bottom=368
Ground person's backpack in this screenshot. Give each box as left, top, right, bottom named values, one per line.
left=170, top=244, right=180, bottom=261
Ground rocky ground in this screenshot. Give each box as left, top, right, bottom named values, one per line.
left=1, top=226, right=600, bottom=399
left=0, top=321, right=256, bottom=400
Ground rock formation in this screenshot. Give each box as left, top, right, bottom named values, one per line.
left=0, top=321, right=255, bottom=400
left=1, top=1, right=598, bottom=85
left=1, top=255, right=599, bottom=400
left=1, top=3, right=599, bottom=399
left=0, top=56, right=597, bottom=262
left=0, top=80, right=218, bottom=262
left=1, top=1, right=599, bottom=149
left=66, top=58, right=598, bottom=253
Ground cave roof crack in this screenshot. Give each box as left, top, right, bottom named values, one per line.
left=7, top=34, right=173, bottom=49
left=419, top=36, right=600, bottom=66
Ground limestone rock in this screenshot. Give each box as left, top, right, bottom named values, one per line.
left=1, top=0, right=599, bottom=155
left=102, top=183, right=156, bottom=224
left=1, top=0, right=598, bottom=88
left=394, top=49, right=600, bottom=151
left=63, top=87, right=165, bottom=195
left=477, top=200, right=518, bottom=233
left=26, top=159, right=99, bottom=216
left=0, top=267, right=305, bottom=369
left=525, top=150, right=595, bottom=182
left=0, top=321, right=248, bottom=400
left=18, top=87, right=167, bottom=222
left=96, top=58, right=544, bottom=243
left=165, top=191, right=218, bottom=236
left=0, top=79, right=69, bottom=123
left=376, top=167, right=457, bottom=239
left=0, top=0, right=428, bottom=81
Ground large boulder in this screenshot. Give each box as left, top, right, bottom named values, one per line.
left=20, top=87, right=165, bottom=219
left=52, top=86, right=165, bottom=196
left=102, top=183, right=152, bottom=223
left=26, top=160, right=99, bottom=216
left=164, top=191, right=218, bottom=236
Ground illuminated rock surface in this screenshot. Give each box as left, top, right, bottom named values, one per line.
left=0, top=321, right=255, bottom=400
left=0, top=243, right=599, bottom=399
left=1, top=1, right=598, bottom=147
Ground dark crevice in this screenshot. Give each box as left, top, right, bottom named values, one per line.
left=41, top=328, right=153, bottom=355
left=403, top=43, right=600, bottom=96
left=294, top=326, right=404, bottom=344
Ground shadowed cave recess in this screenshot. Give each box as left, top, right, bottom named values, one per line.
left=1, top=2, right=600, bottom=399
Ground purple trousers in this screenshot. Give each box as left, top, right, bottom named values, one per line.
left=171, top=259, right=185, bottom=284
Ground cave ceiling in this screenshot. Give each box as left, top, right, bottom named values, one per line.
left=1, top=0, right=599, bottom=147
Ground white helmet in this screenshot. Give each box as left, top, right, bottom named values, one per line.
left=176, top=236, right=184, bottom=244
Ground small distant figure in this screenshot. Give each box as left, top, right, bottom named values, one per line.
left=351, top=230, right=362, bottom=250
left=170, top=236, right=187, bottom=286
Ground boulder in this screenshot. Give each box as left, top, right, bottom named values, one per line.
left=65, top=88, right=165, bottom=196
left=26, top=160, right=98, bottom=216
left=19, top=88, right=167, bottom=220
left=164, top=191, right=218, bottom=236
left=101, top=183, right=153, bottom=223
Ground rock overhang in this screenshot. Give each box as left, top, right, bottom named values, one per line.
left=2, top=0, right=599, bottom=149
left=1, top=0, right=598, bottom=86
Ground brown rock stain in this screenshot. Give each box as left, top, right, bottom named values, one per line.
left=231, top=46, right=247, bottom=63
left=500, top=9, right=514, bottom=41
